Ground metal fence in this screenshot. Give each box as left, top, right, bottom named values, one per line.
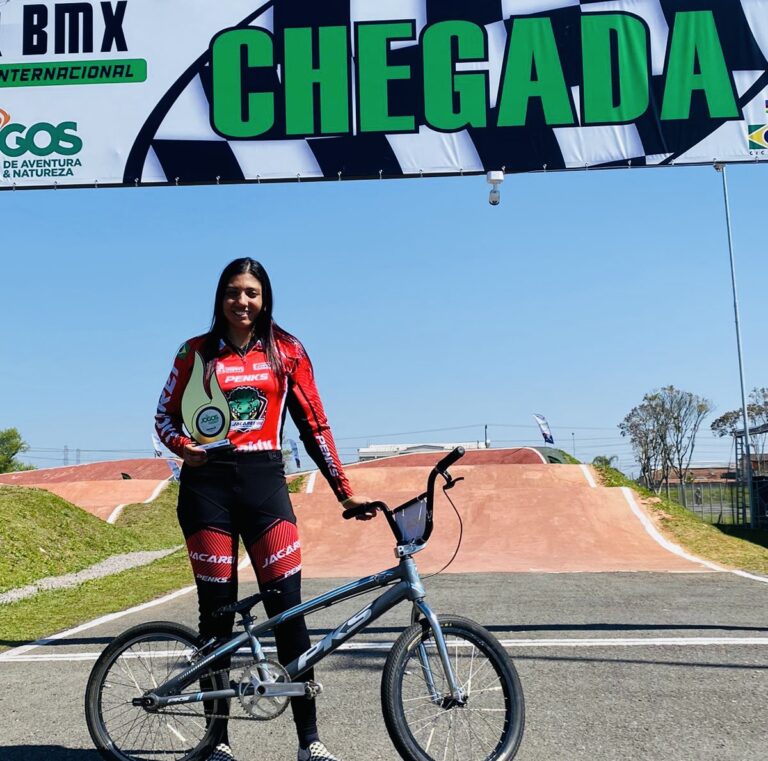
left=669, top=482, right=749, bottom=525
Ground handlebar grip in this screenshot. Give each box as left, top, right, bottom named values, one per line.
left=436, top=446, right=465, bottom=473
left=342, top=500, right=388, bottom=520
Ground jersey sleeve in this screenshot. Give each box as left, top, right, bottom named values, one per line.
left=285, top=341, right=353, bottom=502
left=155, top=340, right=196, bottom=458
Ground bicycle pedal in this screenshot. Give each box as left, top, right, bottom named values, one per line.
left=305, top=680, right=323, bottom=699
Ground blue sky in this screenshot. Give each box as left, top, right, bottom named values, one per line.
left=1, top=163, right=766, bottom=475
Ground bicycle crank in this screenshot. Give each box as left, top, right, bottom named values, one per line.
left=237, top=660, right=323, bottom=720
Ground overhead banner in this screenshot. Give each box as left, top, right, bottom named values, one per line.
left=2, top=0, right=768, bottom=190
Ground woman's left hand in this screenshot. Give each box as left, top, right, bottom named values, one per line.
left=341, top=495, right=378, bottom=521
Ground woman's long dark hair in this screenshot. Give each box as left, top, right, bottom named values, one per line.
left=204, top=258, right=287, bottom=378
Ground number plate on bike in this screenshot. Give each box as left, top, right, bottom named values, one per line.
left=392, top=497, right=428, bottom=543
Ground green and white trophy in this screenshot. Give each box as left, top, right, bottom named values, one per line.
left=181, top=352, right=233, bottom=452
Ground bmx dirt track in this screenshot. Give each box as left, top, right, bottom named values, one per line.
left=0, top=459, right=173, bottom=521
left=0, top=449, right=711, bottom=575
left=287, top=454, right=712, bottom=578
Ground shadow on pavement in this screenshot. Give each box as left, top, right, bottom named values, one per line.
left=0, top=636, right=113, bottom=649
left=514, top=653, right=768, bottom=670
left=1, top=748, right=102, bottom=760
left=2, top=621, right=766, bottom=652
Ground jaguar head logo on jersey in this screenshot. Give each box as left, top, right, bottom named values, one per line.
left=181, top=352, right=232, bottom=447
left=228, top=386, right=268, bottom=431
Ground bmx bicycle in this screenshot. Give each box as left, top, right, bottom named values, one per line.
left=85, top=447, right=525, bottom=761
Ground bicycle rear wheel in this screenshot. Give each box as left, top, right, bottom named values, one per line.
left=381, top=615, right=524, bottom=761
left=85, top=621, right=227, bottom=761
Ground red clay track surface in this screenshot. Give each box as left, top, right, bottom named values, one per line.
left=0, top=459, right=174, bottom=520
left=353, top=447, right=546, bottom=467
left=0, top=459, right=173, bottom=484
left=1, top=451, right=710, bottom=575
left=261, top=450, right=710, bottom=579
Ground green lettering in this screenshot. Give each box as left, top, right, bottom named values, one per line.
left=357, top=22, right=415, bottom=133
left=212, top=28, right=274, bottom=138
left=497, top=17, right=574, bottom=127
left=284, top=26, right=350, bottom=136
left=423, top=21, right=488, bottom=130
left=0, top=124, right=26, bottom=157
left=582, top=14, right=649, bottom=124
left=56, top=121, right=82, bottom=155
left=661, top=11, right=738, bottom=120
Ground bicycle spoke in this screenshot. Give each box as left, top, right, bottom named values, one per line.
left=408, top=708, right=453, bottom=732
left=459, top=708, right=495, bottom=757
left=467, top=644, right=477, bottom=697
left=459, top=654, right=494, bottom=690
left=117, top=654, right=144, bottom=693
left=464, top=685, right=503, bottom=698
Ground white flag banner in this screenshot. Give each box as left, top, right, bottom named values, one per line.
left=167, top=459, right=181, bottom=482
left=533, top=414, right=555, bottom=445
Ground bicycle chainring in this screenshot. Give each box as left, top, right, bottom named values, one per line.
left=237, top=660, right=290, bottom=720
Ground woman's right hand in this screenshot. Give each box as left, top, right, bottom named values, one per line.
left=182, top=443, right=209, bottom=468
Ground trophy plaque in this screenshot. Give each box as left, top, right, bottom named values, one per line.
left=181, top=352, right=233, bottom=452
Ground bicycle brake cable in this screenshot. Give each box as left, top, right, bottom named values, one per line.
left=421, top=484, right=464, bottom=580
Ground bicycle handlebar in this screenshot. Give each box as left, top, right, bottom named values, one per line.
left=342, top=500, right=388, bottom=520
left=341, top=447, right=466, bottom=522
left=435, top=446, right=465, bottom=474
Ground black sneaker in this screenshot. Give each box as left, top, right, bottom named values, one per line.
left=297, top=741, right=341, bottom=761
left=208, top=743, right=235, bottom=761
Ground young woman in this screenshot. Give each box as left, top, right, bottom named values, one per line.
left=155, top=258, right=373, bottom=761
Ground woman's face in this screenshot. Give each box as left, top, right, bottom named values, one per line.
left=222, top=273, right=263, bottom=332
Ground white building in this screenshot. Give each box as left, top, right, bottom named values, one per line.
left=357, top=441, right=489, bottom=462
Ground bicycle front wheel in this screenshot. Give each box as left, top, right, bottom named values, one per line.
left=381, top=615, right=524, bottom=761
left=85, top=621, right=227, bottom=761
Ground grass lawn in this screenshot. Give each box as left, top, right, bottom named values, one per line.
left=0, top=549, right=193, bottom=649
left=0, top=485, right=149, bottom=593
left=0, top=474, right=308, bottom=651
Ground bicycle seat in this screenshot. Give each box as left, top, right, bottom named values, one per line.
left=213, top=588, right=280, bottom=618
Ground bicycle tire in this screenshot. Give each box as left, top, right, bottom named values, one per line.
left=85, top=621, right=227, bottom=761
left=381, top=615, right=524, bottom=761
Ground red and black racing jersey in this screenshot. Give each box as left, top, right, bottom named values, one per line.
left=155, top=332, right=352, bottom=502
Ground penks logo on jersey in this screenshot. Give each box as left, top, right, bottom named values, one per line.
left=2, top=0, right=768, bottom=190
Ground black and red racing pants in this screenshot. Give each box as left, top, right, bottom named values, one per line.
left=178, top=450, right=317, bottom=747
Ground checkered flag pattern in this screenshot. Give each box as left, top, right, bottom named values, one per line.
left=297, top=741, right=341, bottom=761
left=127, top=0, right=768, bottom=185
left=207, top=744, right=236, bottom=761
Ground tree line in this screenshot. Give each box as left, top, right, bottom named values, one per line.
left=617, top=386, right=768, bottom=496
left=0, top=428, right=34, bottom=474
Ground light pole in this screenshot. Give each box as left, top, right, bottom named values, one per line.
left=715, top=163, right=755, bottom=528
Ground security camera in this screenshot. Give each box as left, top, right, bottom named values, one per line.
left=487, top=171, right=503, bottom=206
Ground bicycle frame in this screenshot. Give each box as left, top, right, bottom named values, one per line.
left=145, top=554, right=463, bottom=710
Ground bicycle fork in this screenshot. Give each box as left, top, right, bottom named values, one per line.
left=411, top=600, right=465, bottom=705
